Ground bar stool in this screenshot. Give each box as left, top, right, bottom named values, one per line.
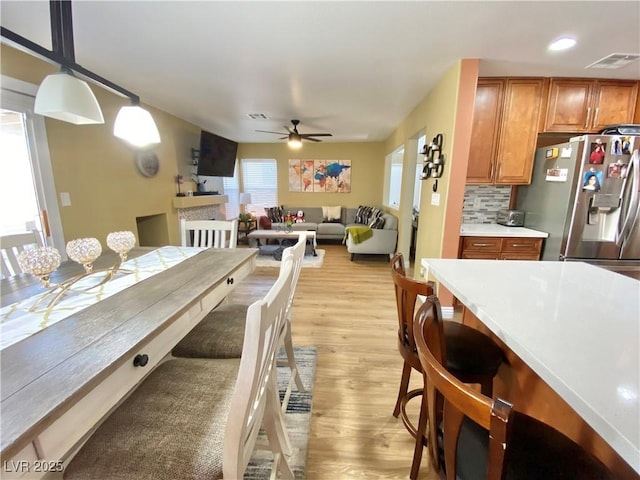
left=391, top=253, right=504, bottom=438
left=413, top=295, right=615, bottom=480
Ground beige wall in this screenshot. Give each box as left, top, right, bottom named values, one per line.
left=1, top=45, right=201, bottom=246
left=237, top=142, right=385, bottom=208
left=382, top=60, right=479, bottom=307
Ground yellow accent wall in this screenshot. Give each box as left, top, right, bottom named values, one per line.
left=1, top=45, right=200, bottom=246
left=237, top=142, right=385, bottom=208
left=382, top=59, right=479, bottom=303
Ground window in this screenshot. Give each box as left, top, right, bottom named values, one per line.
left=222, top=162, right=240, bottom=219
left=384, top=146, right=404, bottom=209
left=414, top=135, right=426, bottom=211
left=240, top=159, right=277, bottom=216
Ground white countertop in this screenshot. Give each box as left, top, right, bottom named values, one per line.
left=460, top=223, right=548, bottom=238
left=421, top=258, right=640, bottom=472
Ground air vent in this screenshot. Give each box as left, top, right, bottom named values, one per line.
left=586, top=53, right=640, bottom=69
left=247, top=113, right=270, bottom=120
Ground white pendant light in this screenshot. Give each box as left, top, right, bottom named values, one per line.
left=34, top=70, right=104, bottom=125
left=114, top=105, right=161, bottom=148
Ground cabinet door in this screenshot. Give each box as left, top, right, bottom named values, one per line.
left=467, top=79, right=504, bottom=184
left=544, top=79, right=593, bottom=132
left=495, top=78, right=546, bottom=185
left=591, top=81, right=639, bottom=131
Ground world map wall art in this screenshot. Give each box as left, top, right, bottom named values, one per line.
left=288, top=159, right=351, bottom=193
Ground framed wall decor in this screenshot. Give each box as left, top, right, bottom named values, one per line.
left=288, top=159, right=351, bottom=193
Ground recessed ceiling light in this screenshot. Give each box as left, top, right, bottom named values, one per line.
left=549, top=37, right=577, bottom=51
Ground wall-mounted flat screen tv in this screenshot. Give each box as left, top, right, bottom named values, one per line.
left=196, top=130, right=238, bottom=177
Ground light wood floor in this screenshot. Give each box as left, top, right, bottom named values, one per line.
left=230, top=244, right=438, bottom=480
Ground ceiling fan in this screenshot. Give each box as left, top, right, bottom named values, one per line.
left=256, top=119, right=332, bottom=148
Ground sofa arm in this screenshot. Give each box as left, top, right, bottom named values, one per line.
left=346, top=228, right=398, bottom=254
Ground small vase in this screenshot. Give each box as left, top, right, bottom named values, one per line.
left=285, top=223, right=293, bottom=233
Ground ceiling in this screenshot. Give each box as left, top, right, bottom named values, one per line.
left=2, top=1, right=639, bottom=144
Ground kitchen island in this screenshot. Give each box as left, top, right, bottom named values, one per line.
left=421, top=258, right=639, bottom=477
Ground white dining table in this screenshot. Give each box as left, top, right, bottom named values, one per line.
left=422, top=258, right=640, bottom=476
left=1, top=247, right=257, bottom=476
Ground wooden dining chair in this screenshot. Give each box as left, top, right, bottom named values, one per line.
left=0, top=230, right=42, bottom=279
left=180, top=218, right=238, bottom=248
left=391, top=253, right=504, bottom=433
left=64, top=256, right=297, bottom=480
left=172, top=233, right=308, bottom=402
left=412, top=295, right=615, bottom=480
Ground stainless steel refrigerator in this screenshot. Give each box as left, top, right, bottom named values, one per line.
left=517, top=135, right=640, bottom=268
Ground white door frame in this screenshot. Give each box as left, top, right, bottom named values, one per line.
left=1, top=74, right=66, bottom=256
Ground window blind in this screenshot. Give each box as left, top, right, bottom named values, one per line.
left=222, top=163, right=240, bottom=219
left=240, top=159, right=278, bottom=216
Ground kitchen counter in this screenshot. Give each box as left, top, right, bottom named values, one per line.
left=460, top=223, right=548, bottom=238
left=421, top=258, right=640, bottom=474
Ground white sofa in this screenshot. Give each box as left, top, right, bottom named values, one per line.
left=345, top=212, right=398, bottom=260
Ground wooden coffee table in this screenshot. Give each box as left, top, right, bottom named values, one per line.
left=247, top=230, right=317, bottom=257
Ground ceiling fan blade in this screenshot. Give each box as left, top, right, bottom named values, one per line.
left=278, top=136, right=288, bottom=140
left=300, top=133, right=332, bottom=137
left=285, top=126, right=296, bottom=134
left=303, top=137, right=322, bottom=142
left=256, top=130, right=286, bottom=135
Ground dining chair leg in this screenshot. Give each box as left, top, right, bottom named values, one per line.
left=267, top=374, right=292, bottom=454
left=410, top=392, right=429, bottom=480
left=393, top=361, right=412, bottom=417
left=281, top=322, right=306, bottom=393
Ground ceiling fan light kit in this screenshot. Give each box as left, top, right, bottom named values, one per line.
left=257, top=119, right=332, bottom=147
left=1, top=0, right=160, bottom=148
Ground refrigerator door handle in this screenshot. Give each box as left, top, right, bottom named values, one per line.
left=616, top=150, right=640, bottom=246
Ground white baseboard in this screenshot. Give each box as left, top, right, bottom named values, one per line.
left=441, top=306, right=454, bottom=320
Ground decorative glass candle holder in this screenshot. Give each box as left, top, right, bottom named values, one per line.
left=106, top=231, right=136, bottom=261
left=66, top=238, right=102, bottom=273
left=17, top=246, right=61, bottom=288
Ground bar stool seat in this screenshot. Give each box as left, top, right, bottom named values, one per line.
left=450, top=412, right=615, bottom=479
left=414, top=294, right=615, bottom=480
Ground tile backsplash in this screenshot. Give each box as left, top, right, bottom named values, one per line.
left=462, top=185, right=511, bottom=224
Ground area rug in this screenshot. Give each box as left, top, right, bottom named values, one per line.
left=244, top=346, right=317, bottom=480
left=255, top=249, right=325, bottom=269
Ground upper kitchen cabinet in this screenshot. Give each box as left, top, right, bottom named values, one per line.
left=467, top=78, right=546, bottom=185
left=544, top=79, right=638, bottom=133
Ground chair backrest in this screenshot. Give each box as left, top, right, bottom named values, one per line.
left=391, top=252, right=434, bottom=354
left=281, top=232, right=306, bottom=320
left=0, top=230, right=42, bottom=278
left=414, top=295, right=512, bottom=480
left=223, top=255, right=295, bottom=478
left=180, top=219, right=238, bottom=248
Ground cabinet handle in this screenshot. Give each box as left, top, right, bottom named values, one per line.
left=472, top=243, right=493, bottom=247
left=510, top=244, right=530, bottom=248
left=585, top=107, right=591, bottom=129
left=592, top=107, right=599, bottom=127
left=226, top=277, right=234, bottom=285
left=489, top=163, right=494, bottom=181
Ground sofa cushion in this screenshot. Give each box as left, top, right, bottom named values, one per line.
left=317, top=222, right=345, bottom=236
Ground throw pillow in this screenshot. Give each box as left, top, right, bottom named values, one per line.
left=265, top=206, right=284, bottom=223
left=259, top=216, right=272, bottom=230
left=355, top=205, right=374, bottom=224
left=369, top=215, right=386, bottom=229
left=322, top=206, right=342, bottom=221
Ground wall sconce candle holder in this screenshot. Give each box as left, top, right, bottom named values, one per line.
left=421, top=133, right=445, bottom=192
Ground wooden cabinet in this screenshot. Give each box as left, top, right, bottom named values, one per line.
left=544, top=79, right=638, bottom=133
left=467, top=78, right=546, bottom=185
left=460, top=236, right=543, bottom=260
